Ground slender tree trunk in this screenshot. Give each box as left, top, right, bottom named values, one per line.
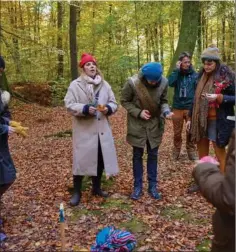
left=168, top=1, right=200, bottom=76
left=145, top=27, right=149, bottom=62
left=216, top=13, right=219, bottom=48
left=106, top=3, right=112, bottom=77
left=205, top=16, right=208, bottom=48
left=228, top=11, right=234, bottom=62
left=69, top=2, right=79, bottom=80
left=8, top=1, right=21, bottom=75
left=221, top=17, right=226, bottom=62
left=57, top=2, right=64, bottom=79
left=91, top=2, right=96, bottom=54
left=18, top=2, right=24, bottom=29
left=134, top=1, right=140, bottom=69
left=197, top=8, right=202, bottom=59
left=0, top=0, right=2, bottom=55
left=168, top=21, right=175, bottom=59
left=158, top=2, right=164, bottom=67
left=151, top=24, right=159, bottom=62
left=159, top=22, right=164, bottom=66
left=202, top=9, right=206, bottom=50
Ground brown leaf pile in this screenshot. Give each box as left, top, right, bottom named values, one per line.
left=0, top=101, right=214, bottom=251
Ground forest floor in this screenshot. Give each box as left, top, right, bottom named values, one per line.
left=0, top=100, right=214, bottom=251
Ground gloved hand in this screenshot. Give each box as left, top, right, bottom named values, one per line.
left=9, top=121, right=28, bottom=137
left=197, top=156, right=219, bottom=165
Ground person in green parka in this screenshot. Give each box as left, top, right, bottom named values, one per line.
left=168, top=52, right=198, bottom=161
left=120, top=62, right=173, bottom=200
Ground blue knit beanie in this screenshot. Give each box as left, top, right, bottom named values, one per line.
left=141, top=62, right=163, bottom=82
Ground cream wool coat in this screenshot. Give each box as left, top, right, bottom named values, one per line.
left=64, top=76, right=119, bottom=176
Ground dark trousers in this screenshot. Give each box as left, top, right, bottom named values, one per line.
left=0, top=182, right=13, bottom=199
left=74, top=139, right=104, bottom=192
left=133, top=141, right=158, bottom=188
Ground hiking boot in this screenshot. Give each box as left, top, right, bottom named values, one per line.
left=130, top=187, right=142, bottom=200
left=187, top=152, right=198, bottom=161
left=172, top=151, right=180, bottom=160
left=148, top=186, right=161, bottom=200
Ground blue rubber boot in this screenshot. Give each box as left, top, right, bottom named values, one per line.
left=130, top=187, right=143, bottom=200
left=148, top=186, right=161, bottom=200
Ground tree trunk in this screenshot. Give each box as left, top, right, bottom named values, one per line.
left=134, top=1, right=140, bottom=70
left=151, top=24, right=159, bottom=62
left=106, top=3, right=113, bottom=77
left=167, top=1, right=200, bottom=76
left=159, top=21, right=164, bottom=67
left=201, top=9, right=206, bottom=50
left=168, top=21, right=175, bottom=59
left=221, top=17, right=226, bottom=62
left=57, top=2, right=64, bottom=79
left=91, top=2, right=96, bottom=54
left=8, top=1, right=21, bottom=75
left=0, top=0, right=2, bottom=55
left=145, top=27, right=149, bottom=62
left=69, top=2, right=79, bottom=80
left=197, top=8, right=202, bottom=60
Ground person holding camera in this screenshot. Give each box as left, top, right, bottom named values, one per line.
left=168, top=52, right=198, bottom=161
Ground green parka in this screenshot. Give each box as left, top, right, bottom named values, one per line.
left=120, top=74, right=170, bottom=149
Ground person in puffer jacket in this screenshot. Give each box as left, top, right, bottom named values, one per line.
left=193, top=128, right=235, bottom=252
left=0, top=56, right=16, bottom=203
left=0, top=90, right=16, bottom=202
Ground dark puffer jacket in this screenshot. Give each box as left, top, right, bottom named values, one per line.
left=0, top=96, right=16, bottom=185
left=193, top=130, right=235, bottom=252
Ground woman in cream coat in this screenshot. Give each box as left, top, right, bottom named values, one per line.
left=64, top=53, right=119, bottom=206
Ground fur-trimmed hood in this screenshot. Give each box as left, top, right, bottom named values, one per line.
left=1, top=90, right=10, bottom=106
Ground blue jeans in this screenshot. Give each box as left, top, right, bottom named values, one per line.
left=132, top=141, right=158, bottom=188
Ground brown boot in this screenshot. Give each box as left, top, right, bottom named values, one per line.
left=187, top=152, right=198, bottom=161
left=172, top=151, right=180, bottom=160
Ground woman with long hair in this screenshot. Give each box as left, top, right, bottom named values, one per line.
left=187, top=45, right=235, bottom=193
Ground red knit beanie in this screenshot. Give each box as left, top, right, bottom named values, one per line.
left=79, top=53, right=96, bottom=68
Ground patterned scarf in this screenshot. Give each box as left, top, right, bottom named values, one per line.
left=81, top=74, right=102, bottom=104
left=190, top=72, right=214, bottom=143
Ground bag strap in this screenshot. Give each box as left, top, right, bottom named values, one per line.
left=130, top=77, right=159, bottom=117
